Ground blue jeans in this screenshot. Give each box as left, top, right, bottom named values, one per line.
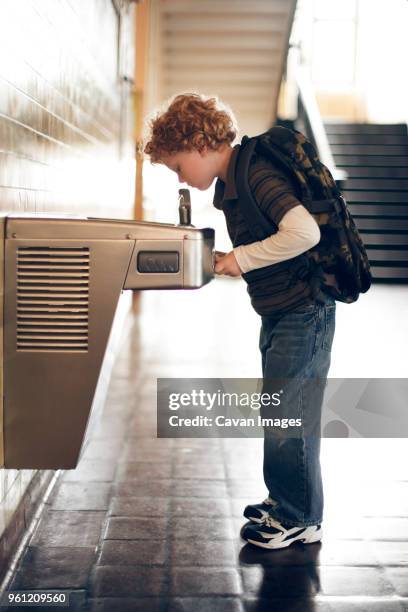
left=259, top=295, right=336, bottom=527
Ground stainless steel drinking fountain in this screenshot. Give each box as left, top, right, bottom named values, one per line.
left=0, top=194, right=215, bottom=468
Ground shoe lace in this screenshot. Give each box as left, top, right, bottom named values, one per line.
left=264, top=516, right=284, bottom=530
left=262, top=498, right=274, bottom=505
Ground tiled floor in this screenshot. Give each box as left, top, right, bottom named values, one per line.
left=3, top=279, right=408, bottom=611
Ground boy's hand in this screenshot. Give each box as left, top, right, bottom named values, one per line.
left=214, top=250, right=242, bottom=277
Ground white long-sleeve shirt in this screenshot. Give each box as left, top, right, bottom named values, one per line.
left=233, top=204, right=320, bottom=274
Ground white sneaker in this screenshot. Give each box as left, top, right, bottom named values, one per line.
left=242, top=515, right=322, bottom=550
left=243, top=497, right=277, bottom=524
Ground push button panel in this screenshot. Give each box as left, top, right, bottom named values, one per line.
left=137, top=251, right=179, bottom=273
left=124, top=235, right=213, bottom=290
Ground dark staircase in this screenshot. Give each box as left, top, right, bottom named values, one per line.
left=325, top=123, right=408, bottom=281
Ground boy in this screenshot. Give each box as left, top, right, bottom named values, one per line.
left=144, top=93, right=336, bottom=550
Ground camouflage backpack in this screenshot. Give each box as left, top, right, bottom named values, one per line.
left=235, top=126, right=372, bottom=303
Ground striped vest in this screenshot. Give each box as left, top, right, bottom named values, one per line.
left=213, top=148, right=316, bottom=316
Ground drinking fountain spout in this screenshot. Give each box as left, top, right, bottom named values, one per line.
left=178, top=188, right=193, bottom=226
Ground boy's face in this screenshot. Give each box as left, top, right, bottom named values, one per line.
left=160, top=149, right=216, bottom=191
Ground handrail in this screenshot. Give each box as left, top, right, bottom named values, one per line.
left=294, top=65, right=347, bottom=184
left=294, top=64, right=347, bottom=182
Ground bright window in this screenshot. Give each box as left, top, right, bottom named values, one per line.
left=311, top=0, right=358, bottom=89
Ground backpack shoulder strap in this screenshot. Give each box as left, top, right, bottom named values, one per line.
left=235, top=136, right=276, bottom=242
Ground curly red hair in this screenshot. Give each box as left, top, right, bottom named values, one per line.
left=144, top=93, right=237, bottom=162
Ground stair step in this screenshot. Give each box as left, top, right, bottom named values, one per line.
left=343, top=191, right=408, bottom=203
left=331, top=145, right=408, bottom=156
left=338, top=167, right=408, bottom=179
left=344, top=178, right=408, bottom=190
left=163, top=0, right=294, bottom=14
left=164, top=72, right=279, bottom=85
left=335, top=155, right=408, bottom=167
left=163, top=15, right=289, bottom=33
left=359, top=233, right=408, bottom=246
left=165, top=48, right=280, bottom=65
left=327, top=134, right=408, bottom=146
left=366, top=249, right=408, bottom=262
left=162, top=84, right=276, bottom=100
left=164, top=32, right=284, bottom=51
left=355, top=218, right=408, bottom=230
left=164, top=66, right=279, bottom=80
left=325, top=123, right=407, bottom=136
left=348, top=204, right=408, bottom=217
left=370, top=267, right=408, bottom=280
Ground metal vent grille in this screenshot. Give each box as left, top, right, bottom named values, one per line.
left=16, top=246, right=90, bottom=352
